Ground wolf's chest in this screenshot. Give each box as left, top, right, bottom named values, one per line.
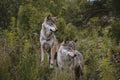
left=45, top=39, right=53, bottom=46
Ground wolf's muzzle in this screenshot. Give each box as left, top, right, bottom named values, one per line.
left=50, top=29, right=58, bottom=32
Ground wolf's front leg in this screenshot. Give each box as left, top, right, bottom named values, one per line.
left=50, top=46, right=56, bottom=69
left=41, top=45, right=44, bottom=65
left=48, top=52, right=51, bottom=64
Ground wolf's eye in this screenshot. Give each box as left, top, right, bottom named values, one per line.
left=52, top=20, right=56, bottom=24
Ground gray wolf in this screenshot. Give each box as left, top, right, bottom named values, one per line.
left=40, top=15, right=58, bottom=69
left=57, top=39, right=84, bottom=80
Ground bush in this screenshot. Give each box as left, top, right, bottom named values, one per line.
left=111, top=22, right=120, bottom=45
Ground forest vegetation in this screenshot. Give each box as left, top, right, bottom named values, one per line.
left=0, top=0, right=120, bottom=80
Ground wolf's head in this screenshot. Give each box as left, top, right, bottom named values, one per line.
left=43, top=15, right=58, bottom=32
left=61, top=39, right=77, bottom=58
left=62, top=39, right=77, bottom=50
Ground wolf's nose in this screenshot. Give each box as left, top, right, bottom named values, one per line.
left=50, top=29, right=53, bottom=32
left=71, top=54, right=77, bottom=58
left=74, top=54, right=77, bottom=57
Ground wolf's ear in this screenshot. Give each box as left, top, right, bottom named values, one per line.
left=64, top=38, right=69, bottom=44
left=55, top=16, right=58, bottom=19
left=47, top=15, right=51, bottom=20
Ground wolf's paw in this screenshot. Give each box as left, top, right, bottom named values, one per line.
left=50, top=64, right=54, bottom=69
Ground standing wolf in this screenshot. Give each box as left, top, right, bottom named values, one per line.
left=40, top=15, right=58, bottom=69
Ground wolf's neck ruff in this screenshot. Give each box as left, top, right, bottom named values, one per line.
left=42, top=29, right=53, bottom=41
left=42, top=23, right=54, bottom=41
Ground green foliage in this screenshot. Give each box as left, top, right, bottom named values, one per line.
left=56, top=18, right=78, bottom=42
left=49, top=69, right=71, bottom=80
left=99, top=59, right=116, bottom=80
left=111, top=0, right=120, bottom=17
left=111, top=21, right=120, bottom=45
left=0, top=0, right=120, bottom=80
left=16, top=52, right=38, bottom=80
left=0, top=53, right=11, bottom=80
left=63, top=0, right=88, bottom=26
left=111, top=46, right=120, bottom=77
left=17, top=4, right=41, bottom=33
left=56, top=18, right=66, bottom=42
